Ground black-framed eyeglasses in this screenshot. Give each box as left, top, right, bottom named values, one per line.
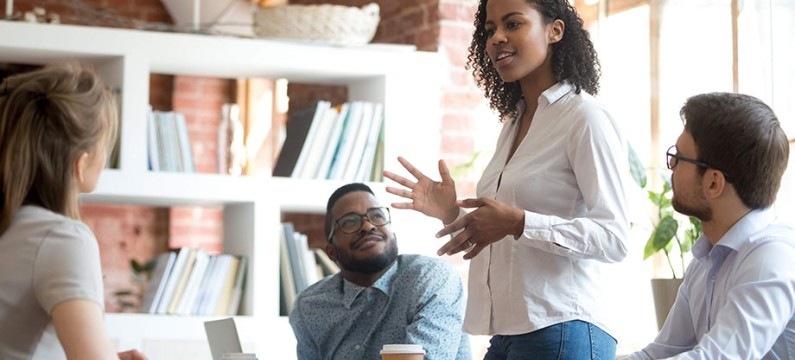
left=666, top=145, right=711, bottom=170
left=327, top=207, right=391, bottom=242
left=666, top=145, right=731, bottom=180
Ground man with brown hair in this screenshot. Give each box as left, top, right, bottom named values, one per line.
left=625, top=92, right=794, bottom=359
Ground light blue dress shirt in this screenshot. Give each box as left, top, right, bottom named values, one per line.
left=624, top=209, right=795, bottom=359
left=289, top=254, right=470, bottom=360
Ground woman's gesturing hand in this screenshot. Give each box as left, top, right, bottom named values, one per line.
left=383, top=157, right=459, bottom=224
left=435, top=197, right=525, bottom=260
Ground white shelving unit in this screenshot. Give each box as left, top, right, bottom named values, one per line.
left=0, top=20, right=442, bottom=359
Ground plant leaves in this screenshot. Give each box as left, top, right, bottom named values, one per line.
left=648, top=190, right=662, bottom=205
left=644, top=215, right=678, bottom=259
left=682, top=216, right=703, bottom=253
left=661, top=172, right=672, bottom=190
left=628, top=143, right=647, bottom=189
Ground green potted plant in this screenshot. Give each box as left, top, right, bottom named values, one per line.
left=628, top=144, right=702, bottom=329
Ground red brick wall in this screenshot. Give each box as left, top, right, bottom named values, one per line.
left=11, top=0, right=233, bottom=312
left=439, top=0, right=481, bottom=197
left=287, top=0, right=441, bottom=51
left=8, top=0, right=171, bottom=27
left=79, top=204, right=170, bottom=312
left=168, top=75, right=233, bottom=257
left=168, top=206, right=224, bottom=254
left=12, top=0, right=485, bottom=313
left=282, top=0, right=482, bottom=198
left=172, top=76, right=234, bottom=174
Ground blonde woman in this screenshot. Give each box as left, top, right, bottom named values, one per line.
left=0, top=64, right=146, bottom=360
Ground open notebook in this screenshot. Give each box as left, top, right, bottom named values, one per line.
left=204, top=318, right=243, bottom=360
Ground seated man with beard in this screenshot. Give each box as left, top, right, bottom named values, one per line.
left=288, top=183, right=470, bottom=360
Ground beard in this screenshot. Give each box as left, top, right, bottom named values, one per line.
left=333, top=233, right=398, bottom=274
left=672, top=185, right=712, bottom=222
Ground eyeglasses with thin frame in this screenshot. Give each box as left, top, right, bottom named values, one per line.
left=327, top=207, right=391, bottom=242
left=666, top=145, right=731, bottom=181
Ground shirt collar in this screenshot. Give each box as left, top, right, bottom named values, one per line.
left=692, top=208, right=777, bottom=258
left=512, top=81, right=574, bottom=124
left=540, top=80, right=574, bottom=104
left=341, top=259, right=399, bottom=309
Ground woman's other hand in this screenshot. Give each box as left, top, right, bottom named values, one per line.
left=384, top=157, right=459, bottom=223
left=119, top=349, right=147, bottom=360
left=435, top=197, right=525, bottom=260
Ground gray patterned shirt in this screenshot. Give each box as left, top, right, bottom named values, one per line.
left=289, top=254, right=470, bottom=360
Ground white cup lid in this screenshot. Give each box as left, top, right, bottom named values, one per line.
left=380, top=344, right=426, bottom=354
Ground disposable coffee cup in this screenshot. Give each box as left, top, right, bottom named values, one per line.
left=380, top=344, right=425, bottom=360
left=220, top=353, right=257, bottom=360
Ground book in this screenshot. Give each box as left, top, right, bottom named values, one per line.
left=297, top=105, right=339, bottom=179
left=198, top=254, right=233, bottom=316
left=280, top=231, right=297, bottom=315
left=226, top=256, right=248, bottom=316
left=313, top=248, right=340, bottom=277
left=215, top=256, right=240, bottom=315
left=155, top=247, right=194, bottom=314
left=166, top=248, right=198, bottom=314
left=341, top=102, right=374, bottom=181
left=291, top=101, right=330, bottom=177
left=272, top=102, right=325, bottom=177
left=146, top=106, right=160, bottom=171
left=315, top=103, right=349, bottom=180
left=154, top=111, right=171, bottom=172
left=328, top=101, right=364, bottom=180
left=139, top=251, right=176, bottom=314
left=369, top=123, right=386, bottom=181
left=217, top=104, right=231, bottom=174
left=191, top=255, right=218, bottom=315
left=295, top=231, right=318, bottom=287
left=175, top=249, right=210, bottom=315
left=167, top=111, right=184, bottom=172
left=355, top=103, right=384, bottom=182
left=174, top=112, right=195, bottom=173
left=156, top=111, right=178, bottom=172
left=282, top=222, right=307, bottom=293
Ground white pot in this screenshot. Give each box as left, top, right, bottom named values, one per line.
left=650, top=278, right=684, bottom=330
left=160, top=0, right=256, bottom=37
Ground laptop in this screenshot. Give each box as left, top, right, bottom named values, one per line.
left=204, top=318, right=244, bottom=360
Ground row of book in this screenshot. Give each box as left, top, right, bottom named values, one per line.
left=147, top=108, right=196, bottom=173
left=280, top=222, right=340, bottom=315
left=273, top=101, right=385, bottom=182
left=140, top=248, right=247, bottom=316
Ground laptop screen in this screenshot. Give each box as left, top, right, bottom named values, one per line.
left=204, top=318, right=243, bottom=360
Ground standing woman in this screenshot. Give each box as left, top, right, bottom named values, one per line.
left=384, top=0, right=629, bottom=358
left=0, top=64, right=146, bottom=360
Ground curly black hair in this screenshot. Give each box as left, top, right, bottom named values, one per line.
left=466, top=0, right=601, bottom=120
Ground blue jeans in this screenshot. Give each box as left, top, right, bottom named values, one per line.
left=483, top=320, right=616, bottom=360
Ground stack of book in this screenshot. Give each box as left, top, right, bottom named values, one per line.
left=273, top=101, right=384, bottom=182
left=280, top=222, right=340, bottom=315
left=139, top=248, right=247, bottom=316
left=147, top=108, right=196, bottom=173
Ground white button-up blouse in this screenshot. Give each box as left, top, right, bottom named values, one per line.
left=461, top=81, right=630, bottom=337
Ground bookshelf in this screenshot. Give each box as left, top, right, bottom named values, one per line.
left=0, top=20, right=442, bottom=359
